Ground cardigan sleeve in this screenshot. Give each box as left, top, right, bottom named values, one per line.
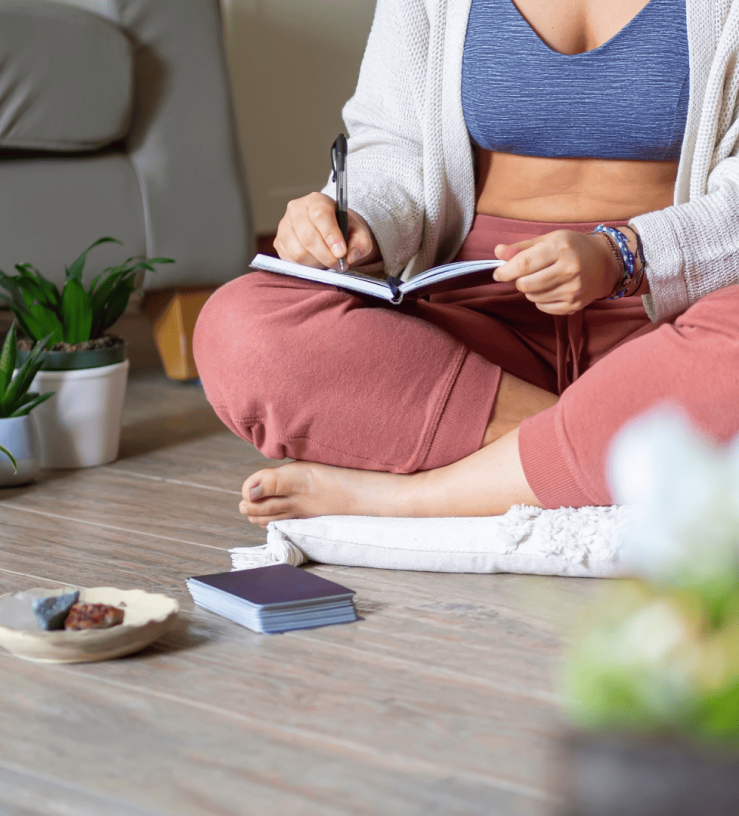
left=320, top=0, right=429, bottom=278
left=631, top=154, right=739, bottom=322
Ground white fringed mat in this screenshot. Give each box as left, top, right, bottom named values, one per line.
left=230, top=504, right=636, bottom=578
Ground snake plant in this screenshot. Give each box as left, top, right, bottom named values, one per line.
left=0, top=324, right=56, bottom=472
left=0, top=323, right=55, bottom=420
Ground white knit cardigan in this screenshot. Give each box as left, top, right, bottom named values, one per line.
left=323, top=0, right=739, bottom=322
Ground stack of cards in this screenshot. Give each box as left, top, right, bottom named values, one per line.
left=186, top=564, right=358, bottom=634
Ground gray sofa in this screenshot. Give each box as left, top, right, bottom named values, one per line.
left=0, top=0, right=253, bottom=291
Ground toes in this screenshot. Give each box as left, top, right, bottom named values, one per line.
left=240, top=463, right=316, bottom=524
left=247, top=496, right=294, bottom=517
left=242, top=467, right=282, bottom=501
left=248, top=511, right=305, bottom=528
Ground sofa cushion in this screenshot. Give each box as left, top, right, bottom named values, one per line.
left=0, top=0, right=133, bottom=151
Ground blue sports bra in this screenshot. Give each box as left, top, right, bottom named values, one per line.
left=462, top=0, right=690, bottom=160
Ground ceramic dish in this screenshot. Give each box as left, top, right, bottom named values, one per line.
left=0, top=586, right=179, bottom=663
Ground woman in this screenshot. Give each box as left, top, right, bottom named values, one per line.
left=194, top=0, right=739, bottom=527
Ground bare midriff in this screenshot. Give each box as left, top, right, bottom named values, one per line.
left=475, top=149, right=679, bottom=222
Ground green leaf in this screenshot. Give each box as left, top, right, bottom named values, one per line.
left=9, top=390, right=55, bottom=418
left=24, top=305, right=64, bottom=345
left=11, top=314, right=35, bottom=343
left=0, top=322, right=17, bottom=400
left=61, top=278, right=93, bottom=344
left=89, top=267, right=134, bottom=313
left=1, top=332, right=54, bottom=416
left=66, top=237, right=122, bottom=285
left=13, top=272, right=48, bottom=308
left=0, top=270, right=31, bottom=317
left=14, top=264, right=60, bottom=309
left=88, top=272, right=104, bottom=296
left=0, top=444, right=17, bottom=472
left=694, top=680, right=739, bottom=739
left=95, top=277, right=136, bottom=336
left=11, top=274, right=45, bottom=308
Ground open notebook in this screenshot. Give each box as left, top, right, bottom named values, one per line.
left=250, top=253, right=505, bottom=305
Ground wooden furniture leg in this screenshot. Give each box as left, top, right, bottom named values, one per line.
left=142, top=287, right=217, bottom=380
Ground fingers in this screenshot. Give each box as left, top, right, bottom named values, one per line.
left=275, top=220, right=328, bottom=269
left=493, top=237, right=558, bottom=283
left=275, top=193, right=344, bottom=269
left=511, top=265, right=564, bottom=295
left=492, top=231, right=597, bottom=314
left=493, top=236, right=540, bottom=263
left=346, top=211, right=380, bottom=266
left=274, top=192, right=378, bottom=270
left=531, top=301, right=577, bottom=316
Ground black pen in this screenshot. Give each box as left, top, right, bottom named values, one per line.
left=331, top=133, right=349, bottom=271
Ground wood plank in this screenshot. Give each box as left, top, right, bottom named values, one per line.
left=0, top=500, right=581, bottom=698
left=0, top=656, right=550, bottom=816
left=77, top=622, right=563, bottom=783
left=0, top=488, right=588, bottom=699
left=0, top=761, right=169, bottom=816
left=0, top=507, right=228, bottom=593
left=0, top=505, right=568, bottom=799
left=0, top=554, right=569, bottom=794
left=0, top=467, right=262, bottom=549
left=335, top=568, right=604, bottom=635
left=110, top=432, right=277, bottom=488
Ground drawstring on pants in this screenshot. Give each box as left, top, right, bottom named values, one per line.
left=555, top=310, right=585, bottom=394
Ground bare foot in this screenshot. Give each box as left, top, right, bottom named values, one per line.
left=239, top=462, right=430, bottom=528
left=239, top=427, right=541, bottom=528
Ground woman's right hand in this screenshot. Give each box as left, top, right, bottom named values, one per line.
left=274, top=192, right=380, bottom=270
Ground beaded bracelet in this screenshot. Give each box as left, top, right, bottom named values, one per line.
left=622, top=224, right=647, bottom=277
left=591, top=225, right=635, bottom=299
left=595, top=231, right=625, bottom=279
left=617, top=224, right=647, bottom=294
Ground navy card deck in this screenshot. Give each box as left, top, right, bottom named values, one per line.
left=186, top=564, right=358, bottom=634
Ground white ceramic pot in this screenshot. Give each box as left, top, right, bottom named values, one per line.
left=0, top=414, right=42, bottom=486
left=29, top=360, right=130, bottom=469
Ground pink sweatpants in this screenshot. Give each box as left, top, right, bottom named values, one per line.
left=193, top=214, right=739, bottom=508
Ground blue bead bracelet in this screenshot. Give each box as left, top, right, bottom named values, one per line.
left=591, top=225, right=636, bottom=299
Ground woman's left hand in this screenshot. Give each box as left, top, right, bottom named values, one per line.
left=493, top=230, right=621, bottom=315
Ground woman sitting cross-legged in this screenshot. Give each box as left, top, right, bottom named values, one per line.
left=194, top=0, right=739, bottom=528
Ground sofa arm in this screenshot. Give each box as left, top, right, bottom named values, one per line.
left=111, top=0, right=253, bottom=290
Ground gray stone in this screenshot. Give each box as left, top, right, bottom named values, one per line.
left=32, top=591, right=80, bottom=630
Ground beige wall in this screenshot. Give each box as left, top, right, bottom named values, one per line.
left=221, top=0, right=376, bottom=235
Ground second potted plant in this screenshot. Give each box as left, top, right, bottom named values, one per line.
left=0, top=324, right=55, bottom=485
left=0, top=238, right=173, bottom=468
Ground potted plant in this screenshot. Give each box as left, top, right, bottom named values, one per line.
left=0, top=323, right=55, bottom=485
left=0, top=238, right=173, bottom=468
left=556, top=408, right=739, bottom=816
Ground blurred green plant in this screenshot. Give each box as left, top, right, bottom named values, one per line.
left=0, top=238, right=174, bottom=345
left=0, top=323, right=57, bottom=472
left=563, top=408, right=739, bottom=743
left=563, top=580, right=739, bottom=741
left=0, top=444, right=16, bottom=471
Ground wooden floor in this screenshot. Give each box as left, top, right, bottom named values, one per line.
left=0, top=305, right=601, bottom=816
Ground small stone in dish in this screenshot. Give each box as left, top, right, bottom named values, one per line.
left=64, top=602, right=125, bottom=630
left=32, top=590, right=80, bottom=630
